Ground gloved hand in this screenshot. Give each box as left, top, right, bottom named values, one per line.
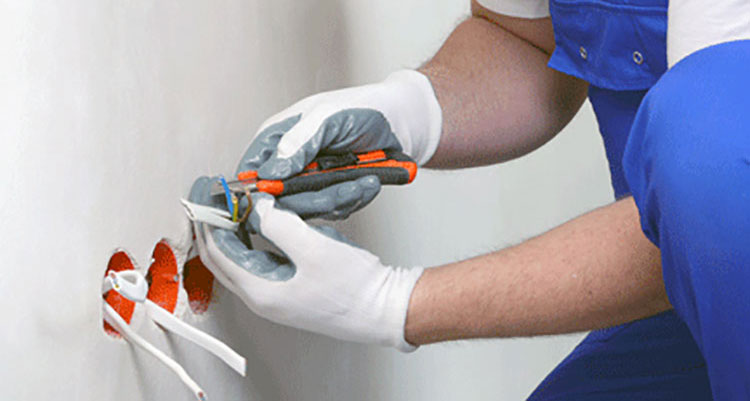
left=188, top=177, right=424, bottom=352
left=238, top=69, right=442, bottom=220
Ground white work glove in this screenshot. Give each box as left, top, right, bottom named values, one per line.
left=188, top=178, right=424, bottom=352
left=236, top=69, right=442, bottom=220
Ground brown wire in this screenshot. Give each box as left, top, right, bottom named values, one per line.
left=237, top=188, right=253, bottom=224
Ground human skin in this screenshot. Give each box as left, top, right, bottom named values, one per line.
left=404, top=2, right=670, bottom=345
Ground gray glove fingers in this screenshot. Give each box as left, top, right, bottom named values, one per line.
left=212, top=228, right=294, bottom=281
left=236, top=114, right=301, bottom=175
left=189, top=177, right=294, bottom=282
left=248, top=192, right=363, bottom=251
left=189, top=176, right=227, bottom=210
left=276, top=175, right=381, bottom=220
left=257, top=109, right=403, bottom=180
left=187, top=176, right=243, bottom=292
left=248, top=192, right=275, bottom=236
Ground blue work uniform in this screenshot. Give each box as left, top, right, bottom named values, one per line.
left=526, top=0, right=750, bottom=399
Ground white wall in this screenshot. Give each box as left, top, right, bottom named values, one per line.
left=0, top=1, right=612, bottom=400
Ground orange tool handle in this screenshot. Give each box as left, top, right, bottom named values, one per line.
left=239, top=150, right=417, bottom=197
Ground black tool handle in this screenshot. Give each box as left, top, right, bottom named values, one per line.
left=255, top=150, right=418, bottom=196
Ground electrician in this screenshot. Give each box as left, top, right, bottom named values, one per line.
left=189, top=1, right=750, bottom=398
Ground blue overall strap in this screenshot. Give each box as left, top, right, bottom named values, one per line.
left=624, top=40, right=750, bottom=400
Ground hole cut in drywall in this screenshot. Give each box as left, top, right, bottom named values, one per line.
left=183, top=256, right=214, bottom=314
left=103, top=250, right=137, bottom=337
left=146, top=240, right=180, bottom=314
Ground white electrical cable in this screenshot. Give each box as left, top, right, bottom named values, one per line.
left=101, top=276, right=114, bottom=294
left=105, top=270, right=148, bottom=302
left=145, top=299, right=246, bottom=376
left=102, top=303, right=207, bottom=401
left=103, top=269, right=246, bottom=377
left=180, top=198, right=239, bottom=231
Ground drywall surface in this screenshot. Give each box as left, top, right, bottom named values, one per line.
left=1, top=1, right=612, bottom=400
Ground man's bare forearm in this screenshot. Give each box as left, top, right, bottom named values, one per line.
left=421, top=5, right=588, bottom=168
left=405, top=197, right=671, bottom=345
left=404, top=2, right=665, bottom=345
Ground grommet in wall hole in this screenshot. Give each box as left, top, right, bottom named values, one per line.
left=633, top=51, right=644, bottom=65
left=579, top=46, right=588, bottom=60
left=103, top=250, right=137, bottom=337
left=183, top=256, right=214, bottom=314
left=146, top=240, right=180, bottom=313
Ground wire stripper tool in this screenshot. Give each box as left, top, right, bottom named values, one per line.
left=210, top=149, right=418, bottom=197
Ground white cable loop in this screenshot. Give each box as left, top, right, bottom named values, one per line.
left=103, top=270, right=247, bottom=399
left=103, top=270, right=148, bottom=302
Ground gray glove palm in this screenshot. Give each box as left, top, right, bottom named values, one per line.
left=184, top=70, right=441, bottom=351
left=238, top=113, right=387, bottom=220
left=188, top=177, right=423, bottom=352
left=238, top=69, right=442, bottom=220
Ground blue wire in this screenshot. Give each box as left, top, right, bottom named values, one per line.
left=218, top=175, right=234, bottom=216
